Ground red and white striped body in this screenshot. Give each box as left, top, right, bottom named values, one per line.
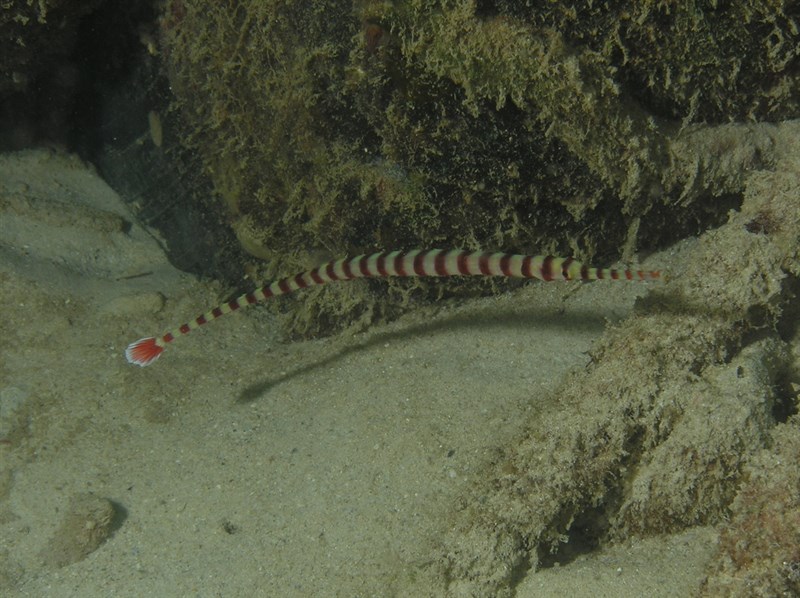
left=126, top=249, right=661, bottom=367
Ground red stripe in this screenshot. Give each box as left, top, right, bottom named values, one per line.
left=179, top=324, right=190, bottom=334
left=521, top=256, right=533, bottom=278
left=541, top=256, right=555, bottom=281
left=310, top=268, right=324, bottom=284
left=358, top=256, right=371, bottom=276
left=294, top=273, right=308, bottom=288
left=395, top=253, right=407, bottom=276
left=478, top=253, right=492, bottom=276
left=610, top=270, right=619, bottom=280
left=434, top=252, right=448, bottom=276
left=196, top=315, right=207, bottom=325
left=342, top=259, right=354, bottom=279
left=326, top=262, right=338, bottom=280
left=625, top=270, right=633, bottom=280
left=211, top=307, right=224, bottom=318
left=376, top=253, right=389, bottom=277
left=560, top=257, right=574, bottom=280
left=580, top=265, right=590, bottom=280
left=413, top=252, right=426, bottom=276
left=456, top=251, right=471, bottom=275
left=228, top=300, right=241, bottom=311
left=164, top=333, right=174, bottom=343
left=499, top=254, right=512, bottom=277
left=278, top=279, right=292, bottom=294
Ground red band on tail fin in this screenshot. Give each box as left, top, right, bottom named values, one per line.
left=126, top=337, right=164, bottom=367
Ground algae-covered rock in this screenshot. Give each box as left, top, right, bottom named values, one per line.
left=701, top=419, right=800, bottom=597
left=416, top=124, right=800, bottom=595
left=159, top=1, right=799, bottom=336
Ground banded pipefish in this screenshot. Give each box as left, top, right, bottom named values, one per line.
left=126, top=249, right=661, bottom=367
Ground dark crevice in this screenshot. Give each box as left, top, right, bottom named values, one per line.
left=64, top=1, right=247, bottom=284
left=537, top=505, right=609, bottom=569
left=772, top=367, right=799, bottom=424
left=775, top=275, right=800, bottom=342
left=507, top=549, right=533, bottom=590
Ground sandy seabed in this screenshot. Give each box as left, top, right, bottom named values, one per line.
left=1, top=147, right=797, bottom=596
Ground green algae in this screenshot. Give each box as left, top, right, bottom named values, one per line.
left=160, top=0, right=800, bottom=336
